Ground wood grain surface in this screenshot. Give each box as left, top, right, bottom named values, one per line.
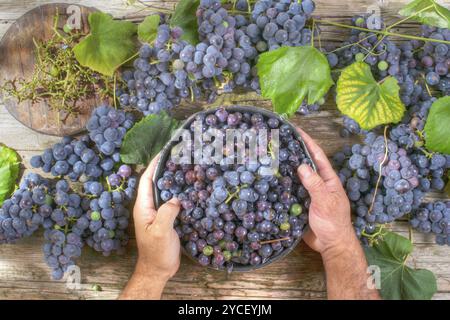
left=0, top=0, right=449, bottom=300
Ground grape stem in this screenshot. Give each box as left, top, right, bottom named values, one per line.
left=328, top=33, right=377, bottom=54
left=106, top=177, right=113, bottom=193
left=386, top=5, right=434, bottom=31
left=225, top=184, right=247, bottom=204
left=361, top=224, right=385, bottom=244
left=368, top=125, right=389, bottom=215
left=314, top=19, right=450, bottom=45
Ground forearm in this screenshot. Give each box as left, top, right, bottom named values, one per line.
left=322, top=235, right=381, bottom=300
left=119, top=264, right=169, bottom=300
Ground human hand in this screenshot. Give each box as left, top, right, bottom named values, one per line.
left=296, top=129, right=358, bottom=260
left=120, top=155, right=181, bottom=299
left=132, top=154, right=181, bottom=282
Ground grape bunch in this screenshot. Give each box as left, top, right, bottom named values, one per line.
left=119, top=19, right=195, bottom=115
left=390, top=124, right=449, bottom=193
left=118, top=0, right=322, bottom=115
left=248, top=0, right=316, bottom=51
left=333, top=132, right=423, bottom=240
left=196, top=0, right=259, bottom=93
left=327, top=15, right=419, bottom=136
left=327, top=15, right=400, bottom=79
left=244, top=0, right=316, bottom=96
left=30, top=105, right=134, bottom=183
left=0, top=173, right=52, bottom=243
left=412, top=153, right=449, bottom=192
left=410, top=201, right=450, bottom=246
left=83, top=166, right=137, bottom=256
left=1, top=103, right=138, bottom=280
left=86, top=105, right=134, bottom=158
left=43, top=228, right=83, bottom=280
left=412, top=26, right=450, bottom=96
left=330, top=18, right=449, bottom=100
left=42, top=180, right=87, bottom=280
left=156, top=108, right=311, bottom=269
left=29, top=135, right=103, bottom=182
left=388, top=96, right=449, bottom=193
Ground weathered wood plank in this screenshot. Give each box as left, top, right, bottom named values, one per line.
left=1, top=237, right=450, bottom=299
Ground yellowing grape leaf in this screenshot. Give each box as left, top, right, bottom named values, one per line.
left=336, top=62, right=405, bottom=130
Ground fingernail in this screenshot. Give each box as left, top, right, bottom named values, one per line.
left=168, top=197, right=180, bottom=206
left=298, top=164, right=313, bottom=179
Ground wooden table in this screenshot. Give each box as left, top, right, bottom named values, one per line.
left=0, top=0, right=449, bottom=300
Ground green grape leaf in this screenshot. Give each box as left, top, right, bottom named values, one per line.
left=73, top=12, right=138, bottom=76
left=138, top=15, right=161, bottom=43
left=364, top=231, right=437, bottom=300
left=399, top=0, right=450, bottom=29
left=257, top=46, right=333, bottom=118
left=424, top=96, right=450, bottom=154
left=120, top=112, right=180, bottom=165
left=336, top=62, right=405, bottom=130
left=0, top=145, right=20, bottom=206
left=170, top=0, right=200, bottom=45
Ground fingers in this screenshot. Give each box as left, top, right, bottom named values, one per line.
left=152, top=198, right=181, bottom=233
left=134, top=154, right=161, bottom=227
left=297, top=164, right=329, bottom=200
left=136, top=154, right=160, bottom=211
left=296, top=128, right=340, bottom=185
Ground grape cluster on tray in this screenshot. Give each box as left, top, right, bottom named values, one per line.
left=156, top=108, right=311, bottom=269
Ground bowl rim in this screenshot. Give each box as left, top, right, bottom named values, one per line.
left=152, top=105, right=316, bottom=272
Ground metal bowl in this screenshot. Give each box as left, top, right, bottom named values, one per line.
left=153, top=105, right=316, bottom=272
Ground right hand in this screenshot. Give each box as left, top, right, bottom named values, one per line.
left=296, top=129, right=358, bottom=260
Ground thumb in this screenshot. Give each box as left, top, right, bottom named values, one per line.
left=153, top=197, right=181, bottom=231
left=297, top=164, right=327, bottom=200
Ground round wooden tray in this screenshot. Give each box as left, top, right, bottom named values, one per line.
left=0, top=3, right=102, bottom=137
